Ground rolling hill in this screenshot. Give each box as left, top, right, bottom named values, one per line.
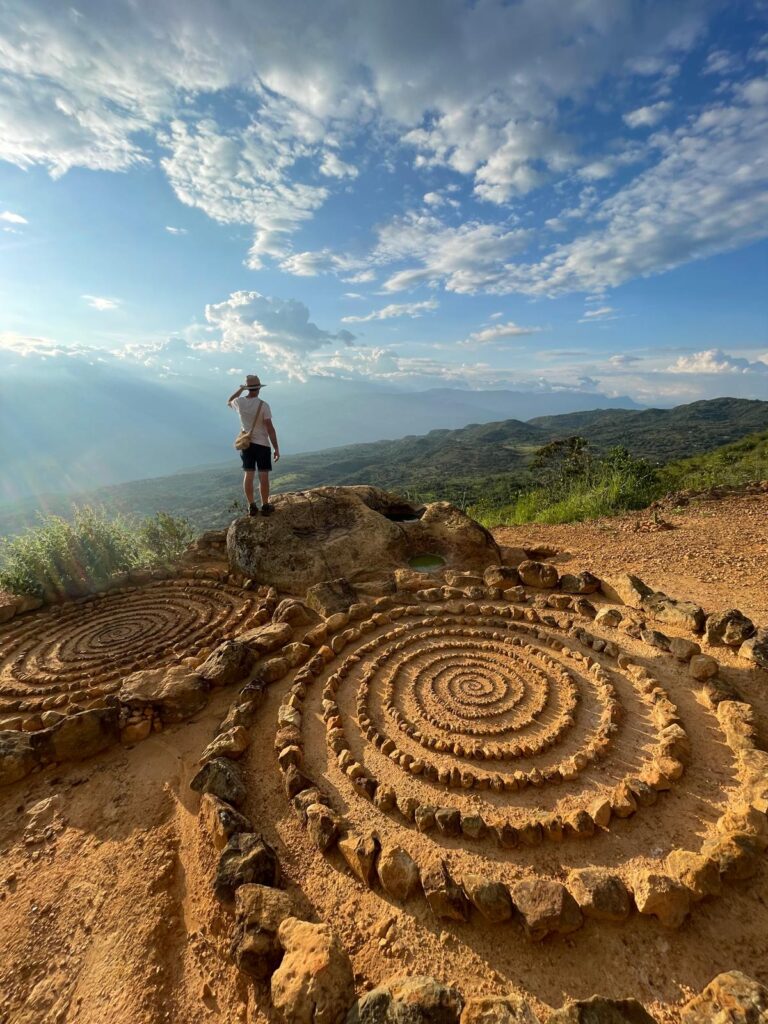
left=2, top=397, right=767, bottom=536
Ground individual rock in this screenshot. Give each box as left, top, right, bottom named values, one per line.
left=272, top=917, right=355, bottom=1024
left=42, top=707, right=119, bottom=763
left=306, top=803, right=342, bottom=852
left=445, top=571, right=483, bottom=588
left=274, top=598, right=317, bottom=626
left=517, top=560, right=559, bottom=589
left=190, top=757, right=247, bottom=807
left=293, top=787, right=330, bottom=825
left=232, top=883, right=293, bottom=980
left=198, top=640, right=256, bottom=687
left=483, top=566, right=520, bottom=589
left=200, top=792, right=253, bottom=851
left=689, top=654, right=718, bottom=681
left=410, top=501, right=501, bottom=568
left=237, top=621, right=294, bottom=652
left=199, top=725, right=249, bottom=764
left=600, top=574, right=652, bottom=608
left=283, top=763, right=313, bottom=799
left=435, top=807, right=462, bottom=837
left=121, top=719, right=152, bottom=744
left=595, top=607, right=622, bottom=628
left=306, top=578, right=359, bottom=617
left=422, top=858, right=470, bottom=922
left=511, top=879, right=583, bottom=940
left=680, top=970, right=768, bottom=1024
left=461, top=814, right=487, bottom=840
left=462, top=874, right=513, bottom=922
left=347, top=975, right=464, bottom=1024
left=702, top=832, right=763, bottom=881
left=566, top=869, right=631, bottom=922
left=706, top=609, right=756, bottom=648
left=461, top=995, right=540, bottom=1024
left=670, top=637, right=701, bottom=662
left=631, top=872, right=690, bottom=928
left=377, top=844, right=420, bottom=901
left=214, top=832, right=280, bottom=904
left=0, top=730, right=38, bottom=786
left=560, top=572, right=601, bottom=595
left=499, top=545, right=529, bottom=568
left=665, top=850, right=721, bottom=900
left=118, top=665, right=209, bottom=723
left=549, top=997, right=657, bottom=1024
left=641, top=628, right=671, bottom=651
left=643, top=592, right=705, bottom=634
left=738, top=629, right=768, bottom=671
left=338, top=831, right=380, bottom=887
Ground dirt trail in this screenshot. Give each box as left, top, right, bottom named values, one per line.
left=494, top=492, right=768, bottom=623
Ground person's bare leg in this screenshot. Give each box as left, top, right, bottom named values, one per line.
left=243, top=470, right=255, bottom=505
left=259, top=471, right=270, bottom=505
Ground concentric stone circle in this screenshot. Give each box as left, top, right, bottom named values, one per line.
left=0, top=577, right=262, bottom=716
left=263, top=590, right=766, bottom=935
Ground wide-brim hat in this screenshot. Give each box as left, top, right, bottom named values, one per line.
left=244, top=374, right=268, bottom=387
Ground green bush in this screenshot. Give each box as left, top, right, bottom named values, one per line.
left=0, top=506, right=194, bottom=598
left=470, top=442, right=660, bottom=527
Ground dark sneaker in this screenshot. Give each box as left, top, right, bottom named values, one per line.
left=261, top=502, right=274, bottom=516
left=248, top=502, right=260, bottom=517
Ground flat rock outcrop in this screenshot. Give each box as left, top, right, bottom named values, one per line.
left=227, top=486, right=500, bottom=593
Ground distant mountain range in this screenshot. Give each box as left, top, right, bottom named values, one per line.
left=2, top=397, right=767, bottom=537
left=0, top=365, right=641, bottom=502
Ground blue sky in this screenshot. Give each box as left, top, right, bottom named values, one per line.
left=1, top=0, right=767, bottom=406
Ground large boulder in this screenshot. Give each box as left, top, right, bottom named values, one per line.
left=39, top=707, right=119, bottom=763
left=643, top=593, right=705, bottom=634
left=600, top=574, right=652, bottom=608
left=739, top=628, right=768, bottom=671
left=461, top=996, right=539, bottom=1024
left=198, top=640, right=256, bottom=687
left=346, top=976, right=464, bottom=1024
left=705, top=609, right=756, bottom=647
left=271, top=917, right=355, bottom=1024
left=227, top=487, right=500, bottom=593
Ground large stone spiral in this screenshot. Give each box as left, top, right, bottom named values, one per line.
left=0, top=577, right=262, bottom=718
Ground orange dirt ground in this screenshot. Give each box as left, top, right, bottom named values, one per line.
left=0, top=492, right=766, bottom=1024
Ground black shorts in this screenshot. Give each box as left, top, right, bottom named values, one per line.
left=240, top=443, right=272, bottom=472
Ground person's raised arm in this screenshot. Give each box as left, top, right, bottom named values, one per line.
left=227, top=385, right=245, bottom=407
left=265, top=418, right=280, bottom=462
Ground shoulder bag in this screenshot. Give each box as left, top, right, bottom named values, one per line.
left=234, top=399, right=265, bottom=451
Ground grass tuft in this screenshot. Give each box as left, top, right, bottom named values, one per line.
left=0, top=506, right=194, bottom=598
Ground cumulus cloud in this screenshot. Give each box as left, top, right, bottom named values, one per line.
left=623, top=101, right=672, bottom=128
left=1, top=210, right=28, bottom=224
left=460, top=321, right=542, bottom=346
left=667, top=349, right=768, bottom=374
left=203, top=290, right=356, bottom=376
left=341, top=300, right=438, bottom=324
left=82, top=294, right=121, bottom=310
left=319, top=151, right=358, bottom=178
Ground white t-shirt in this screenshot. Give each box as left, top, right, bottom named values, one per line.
left=232, top=396, right=272, bottom=447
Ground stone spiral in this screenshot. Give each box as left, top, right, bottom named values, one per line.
left=0, top=578, right=262, bottom=717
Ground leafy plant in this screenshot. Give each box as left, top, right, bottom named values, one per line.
left=0, top=506, right=194, bottom=598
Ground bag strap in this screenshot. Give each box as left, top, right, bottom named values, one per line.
left=247, top=399, right=265, bottom=438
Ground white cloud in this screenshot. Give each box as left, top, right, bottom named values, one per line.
left=82, top=294, right=121, bottom=311
left=341, top=300, right=438, bottom=324
left=703, top=50, right=741, bottom=76
left=0, top=210, right=28, bottom=224
left=159, top=115, right=329, bottom=267
left=623, top=101, right=672, bottom=129
left=319, top=151, right=358, bottom=179
left=503, top=91, right=768, bottom=296
left=667, top=349, right=768, bottom=374
left=165, top=225, right=187, bottom=235
left=423, top=192, right=444, bottom=206
left=578, top=305, right=619, bottom=322
left=203, top=290, right=356, bottom=377
left=376, top=212, right=530, bottom=294
left=460, top=320, right=542, bottom=346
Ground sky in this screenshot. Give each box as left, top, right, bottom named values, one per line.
left=1, top=0, right=767, bottom=413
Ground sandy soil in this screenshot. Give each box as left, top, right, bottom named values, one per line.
left=0, top=493, right=766, bottom=1024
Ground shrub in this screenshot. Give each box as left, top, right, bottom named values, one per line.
left=0, top=506, right=194, bottom=598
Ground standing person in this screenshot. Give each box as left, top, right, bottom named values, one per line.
left=227, top=374, right=280, bottom=517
